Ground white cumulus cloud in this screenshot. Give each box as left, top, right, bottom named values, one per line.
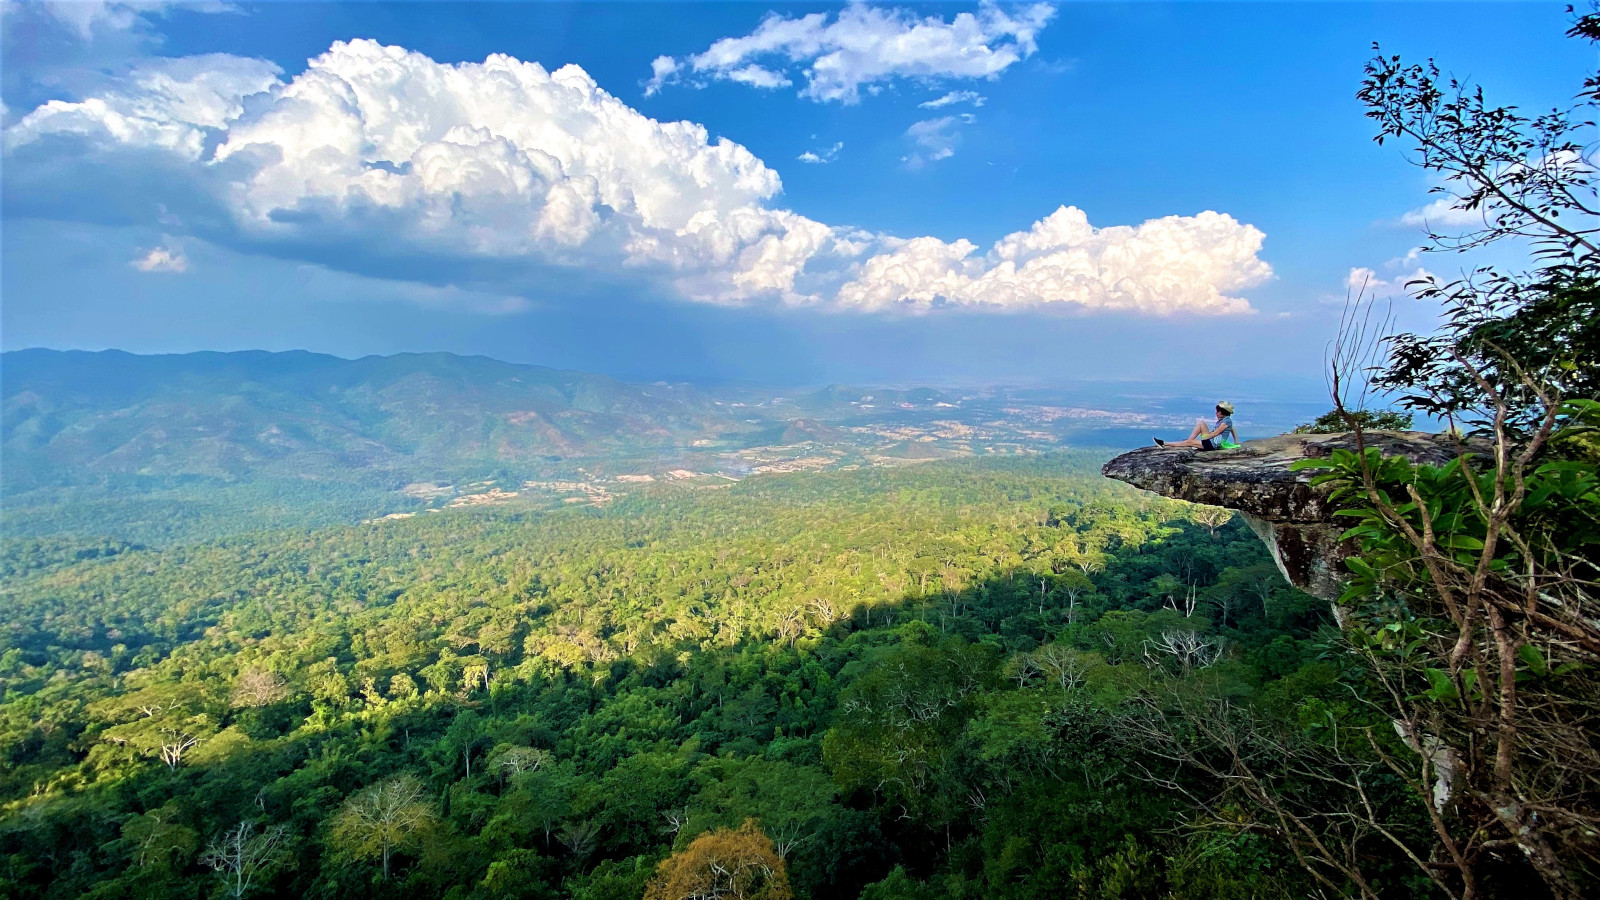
left=131, top=244, right=188, bottom=272
left=903, top=114, right=973, bottom=167
left=645, top=2, right=1056, bottom=104
left=835, top=207, right=1270, bottom=314
left=919, top=90, right=984, bottom=109
left=2, top=1, right=244, bottom=118
left=5, top=39, right=1271, bottom=316
left=798, top=141, right=843, bottom=164
left=5, top=53, right=284, bottom=155
left=1397, top=196, right=1485, bottom=229
left=1344, top=265, right=1434, bottom=300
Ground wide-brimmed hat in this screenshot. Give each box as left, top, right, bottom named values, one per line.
left=1216, top=401, right=1234, bottom=415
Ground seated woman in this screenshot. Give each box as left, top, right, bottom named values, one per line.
left=1155, top=401, right=1241, bottom=450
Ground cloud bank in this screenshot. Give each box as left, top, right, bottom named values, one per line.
left=5, top=39, right=1271, bottom=315
left=837, top=208, right=1267, bottom=314
left=645, top=2, right=1057, bottom=104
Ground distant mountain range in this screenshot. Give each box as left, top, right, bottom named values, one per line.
left=1, top=349, right=1336, bottom=545
left=1, top=350, right=728, bottom=488
left=0, top=349, right=969, bottom=491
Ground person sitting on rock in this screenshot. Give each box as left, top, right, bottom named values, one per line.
left=1154, top=401, right=1241, bottom=451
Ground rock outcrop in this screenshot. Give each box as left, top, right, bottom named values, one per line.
left=1101, top=431, right=1470, bottom=602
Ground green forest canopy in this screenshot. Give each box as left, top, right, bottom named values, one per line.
left=0, top=454, right=1351, bottom=899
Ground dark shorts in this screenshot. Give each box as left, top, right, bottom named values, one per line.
left=1199, top=439, right=1216, bottom=451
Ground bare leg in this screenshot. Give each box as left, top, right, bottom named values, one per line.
left=1156, top=417, right=1212, bottom=448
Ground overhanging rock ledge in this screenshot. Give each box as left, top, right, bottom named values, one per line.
left=1100, top=431, right=1469, bottom=602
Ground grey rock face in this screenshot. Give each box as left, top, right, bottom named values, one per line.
left=1101, top=431, right=1471, bottom=601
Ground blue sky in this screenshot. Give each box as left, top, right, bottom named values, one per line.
left=1, top=1, right=1590, bottom=389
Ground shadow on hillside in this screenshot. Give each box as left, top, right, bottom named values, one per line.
left=0, top=517, right=1320, bottom=899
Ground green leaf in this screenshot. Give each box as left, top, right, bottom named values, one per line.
left=1290, top=458, right=1336, bottom=471
left=1423, top=668, right=1458, bottom=702
left=1340, top=525, right=1381, bottom=542
left=1517, top=644, right=1549, bottom=677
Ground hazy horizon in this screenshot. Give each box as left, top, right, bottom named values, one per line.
left=0, top=343, right=1333, bottom=401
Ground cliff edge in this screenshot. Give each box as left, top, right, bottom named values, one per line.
left=1101, top=431, right=1468, bottom=602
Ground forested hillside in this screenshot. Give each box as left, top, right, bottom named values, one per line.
left=0, top=455, right=1348, bottom=899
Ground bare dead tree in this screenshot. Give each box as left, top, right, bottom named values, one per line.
left=1161, top=582, right=1201, bottom=619
left=201, top=820, right=290, bottom=899
left=1190, top=504, right=1235, bottom=539
left=492, top=746, right=549, bottom=782
left=767, top=818, right=814, bottom=861
left=1325, top=279, right=1397, bottom=424
left=661, top=807, right=691, bottom=835
left=558, top=818, right=602, bottom=858
left=1032, top=643, right=1090, bottom=692
left=1141, top=630, right=1222, bottom=675
left=808, top=597, right=838, bottom=627
left=230, top=669, right=290, bottom=709
left=158, top=728, right=202, bottom=770
left=1007, top=653, right=1042, bottom=689
left=1115, top=692, right=1445, bottom=900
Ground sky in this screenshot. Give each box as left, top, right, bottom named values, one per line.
left=1, top=1, right=1591, bottom=389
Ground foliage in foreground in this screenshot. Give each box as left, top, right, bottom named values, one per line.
left=1293, top=409, right=1415, bottom=435
left=1316, top=6, right=1600, bottom=897
left=1287, top=400, right=1600, bottom=898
